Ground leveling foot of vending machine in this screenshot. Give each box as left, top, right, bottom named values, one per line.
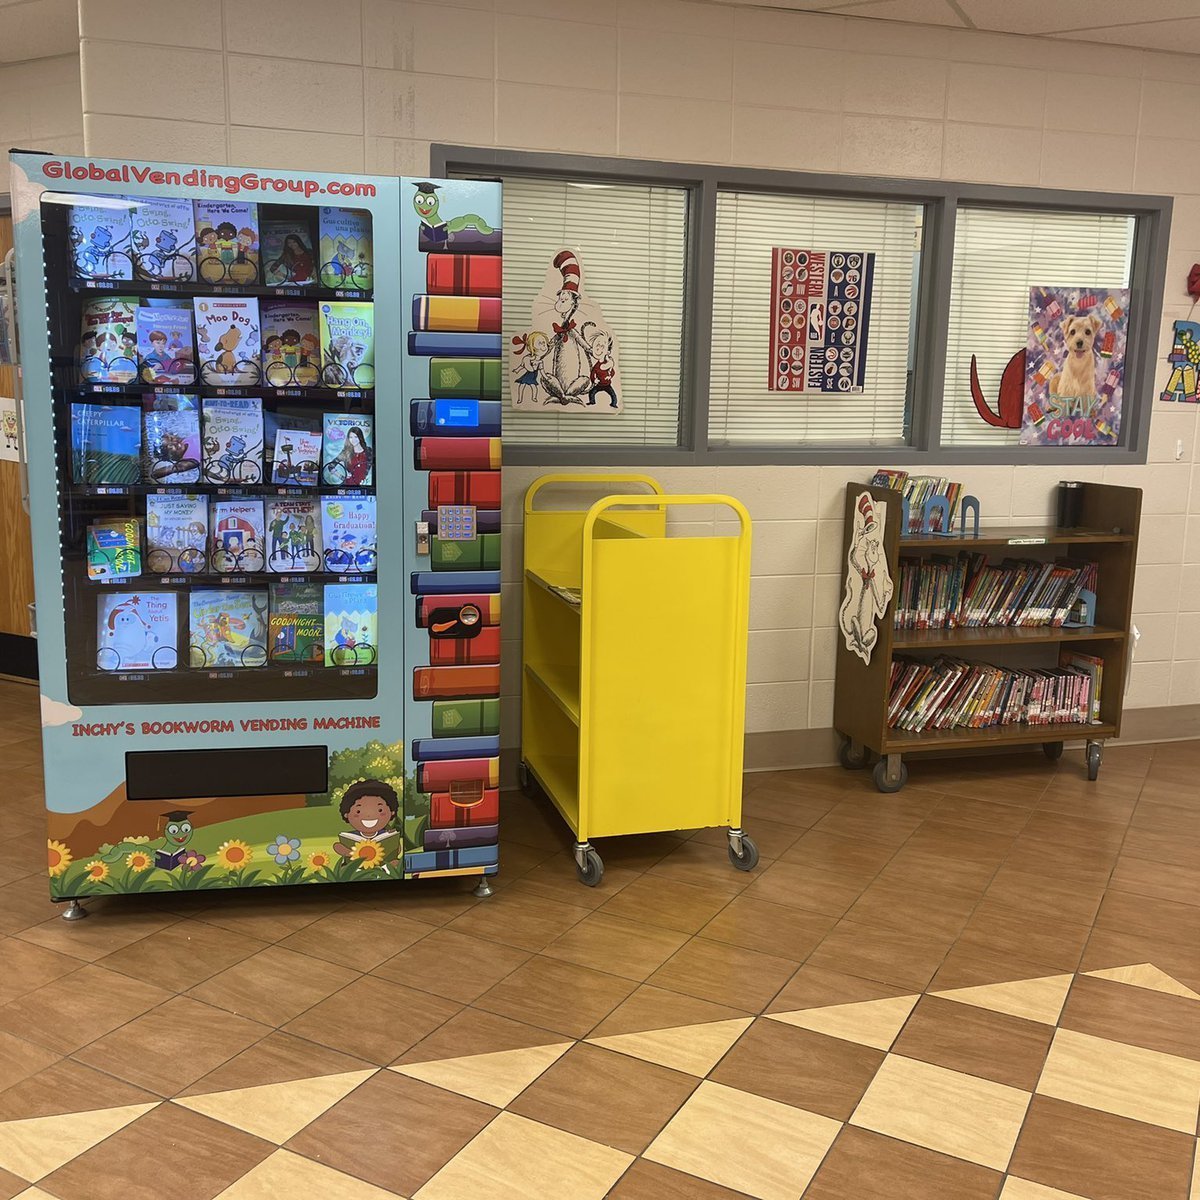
left=60, top=898, right=88, bottom=921
left=473, top=876, right=494, bottom=899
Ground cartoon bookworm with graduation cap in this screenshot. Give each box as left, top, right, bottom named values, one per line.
left=96, top=808, right=198, bottom=871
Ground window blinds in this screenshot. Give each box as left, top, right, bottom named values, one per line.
left=708, top=190, right=922, bottom=446
left=941, top=206, right=1135, bottom=447
left=499, top=176, right=689, bottom=447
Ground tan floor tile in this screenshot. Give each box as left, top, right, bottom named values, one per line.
left=213, top=1149, right=396, bottom=1198
left=606, top=1159, right=748, bottom=1199
left=1036, top=1027, right=1200, bottom=1134
left=588, top=985, right=750, bottom=1040
left=850, top=1054, right=1031, bottom=1171
left=933, top=972, right=1073, bottom=1025
left=766, top=993, right=918, bottom=1050
left=698, top=895, right=835, bottom=961
left=177, top=1032, right=374, bottom=1098
left=588, top=1017, right=752, bottom=1076
left=275, top=907, right=434, bottom=972
left=394, top=1008, right=570, bottom=1067
left=392, top=1041, right=572, bottom=1107
left=647, top=937, right=797, bottom=1012
left=1080, top=927, right=1200, bottom=998
left=174, top=1069, right=376, bottom=1143
left=96, top=920, right=269, bottom=991
left=0, top=1102, right=157, bottom=1182
left=1000, top=1179, right=1090, bottom=1199
left=541, top=912, right=690, bottom=982
left=414, top=1110, right=631, bottom=1199
left=1083, top=962, right=1200, bottom=1003
left=1061, top=974, right=1200, bottom=1060
left=645, top=1079, right=841, bottom=1200
left=371, top=928, right=530, bottom=1003
left=598, top=875, right=732, bottom=935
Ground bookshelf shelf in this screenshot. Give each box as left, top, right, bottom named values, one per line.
left=524, top=662, right=580, bottom=725
left=835, top=481, right=1140, bottom=793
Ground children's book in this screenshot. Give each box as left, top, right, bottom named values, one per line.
left=194, top=296, right=262, bottom=386
left=194, top=200, right=260, bottom=284
left=145, top=492, right=208, bottom=575
left=321, top=495, right=377, bottom=574
left=141, top=394, right=201, bottom=484
left=188, top=589, right=268, bottom=668
left=264, top=411, right=319, bottom=473
left=271, top=426, right=322, bottom=487
left=319, top=302, right=375, bottom=388
left=201, top=396, right=263, bottom=484
left=266, top=497, right=321, bottom=573
left=137, top=305, right=196, bottom=386
left=70, top=403, right=142, bottom=485
left=69, top=200, right=133, bottom=281
left=261, top=300, right=321, bottom=387
left=321, top=412, right=374, bottom=486
left=97, top=592, right=177, bottom=671
left=262, top=217, right=317, bottom=287
left=268, top=581, right=323, bottom=663
left=210, top=498, right=265, bottom=572
left=86, top=518, right=141, bottom=581
left=79, top=297, right=139, bottom=384
left=318, top=208, right=373, bottom=289
left=323, top=582, right=377, bottom=666
left=130, top=196, right=195, bottom=282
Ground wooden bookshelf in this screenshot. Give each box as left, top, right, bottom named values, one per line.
left=833, top=480, right=1140, bottom=792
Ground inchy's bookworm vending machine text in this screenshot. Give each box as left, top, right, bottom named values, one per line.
left=9, top=152, right=501, bottom=904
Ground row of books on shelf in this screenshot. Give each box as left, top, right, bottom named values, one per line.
left=79, top=296, right=373, bottom=390
left=95, top=582, right=376, bottom=672
left=893, top=554, right=1098, bottom=630
left=887, top=653, right=1104, bottom=733
left=70, top=197, right=372, bottom=289
left=871, top=470, right=964, bottom=534
left=73, top=398, right=373, bottom=489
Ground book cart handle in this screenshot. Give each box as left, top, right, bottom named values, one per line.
left=524, top=473, right=664, bottom=517
left=581, top=493, right=752, bottom=542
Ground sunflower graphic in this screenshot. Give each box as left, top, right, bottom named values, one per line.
left=47, top=839, right=72, bottom=878
left=216, top=839, right=253, bottom=870
left=125, top=848, right=153, bottom=873
left=307, top=850, right=331, bottom=872
left=83, top=860, right=109, bottom=883
left=351, top=840, right=384, bottom=870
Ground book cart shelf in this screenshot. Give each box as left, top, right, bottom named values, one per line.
left=519, top=474, right=758, bottom=886
left=834, top=480, right=1140, bottom=793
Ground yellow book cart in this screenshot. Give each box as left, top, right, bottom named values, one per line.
left=520, top=474, right=758, bottom=885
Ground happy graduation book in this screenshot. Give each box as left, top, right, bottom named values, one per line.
left=79, top=297, right=139, bottom=384
left=194, top=297, right=262, bottom=386
left=318, top=208, right=373, bottom=288
left=194, top=200, right=260, bottom=284
left=261, top=300, right=321, bottom=387
left=262, top=218, right=316, bottom=287
left=145, top=493, right=207, bottom=574
left=323, top=582, right=377, bottom=666
left=321, top=413, right=374, bottom=486
left=71, top=403, right=141, bottom=485
left=321, top=495, right=377, bottom=572
left=137, top=305, right=196, bottom=386
left=188, top=589, right=268, bottom=668
left=69, top=200, right=133, bottom=281
left=268, top=581, right=323, bottom=663
left=97, top=592, right=178, bottom=671
left=319, top=302, right=374, bottom=388
left=130, top=196, right=195, bottom=282
left=142, top=394, right=201, bottom=484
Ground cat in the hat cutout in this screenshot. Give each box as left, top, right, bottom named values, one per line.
left=839, top=492, right=893, bottom=665
left=512, top=248, right=622, bottom=412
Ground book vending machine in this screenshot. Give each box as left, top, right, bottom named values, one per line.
left=9, top=152, right=502, bottom=909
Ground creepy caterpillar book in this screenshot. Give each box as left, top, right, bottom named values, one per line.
left=141, top=394, right=201, bottom=484
left=194, top=200, right=260, bottom=284
left=323, top=582, right=377, bottom=667
left=268, top=581, right=323, bottom=663
left=262, top=217, right=316, bottom=287
left=97, top=592, right=178, bottom=671
left=201, top=396, right=263, bottom=483
left=68, top=199, right=133, bottom=281
left=318, top=207, right=373, bottom=288
left=136, top=304, right=196, bottom=386
left=188, top=589, right=268, bottom=669
left=194, top=297, right=261, bottom=386
left=145, top=493, right=207, bottom=575
left=319, top=301, right=375, bottom=388
left=261, top=300, right=321, bottom=387
left=79, top=297, right=139, bottom=384
left=70, top=403, right=141, bottom=485
left=130, top=196, right=195, bottom=282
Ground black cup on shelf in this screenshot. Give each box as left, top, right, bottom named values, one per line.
left=1056, top=481, right=1083, bottom=529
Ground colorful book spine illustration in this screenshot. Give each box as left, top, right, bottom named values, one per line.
left=429, top=626, right=501, bottom=665
left=410, top=571, right=500, bottom=596
left=428, top=357, right=502, bottom=399
left=417, top=225, right=501, bottom=255
left=414, top=438, right=501, bottom=471
left=411, top=736, right=501, bottom=762
left=410, top=400, right=502, bottom=438
left=416, top=594, right=501, bottom=628
left=412, top=665, right=501, bottom=700
left=430, top=533, right=501, bottom=573
left=412, top=296, right=502, bottom=334
left=415, top=757, right=500, bottom=792
left=429, top=787, right=500, bottom=826
left=405, top=846, right=499, bottom=874
left=427, top=471, right=502, bottom=509
left=425, top=254, right=502, bottom=297
left=430, top=698, right=501, bottom=738
left=423, top=824, right=499, bottom=850
left=408, top=332, right=502, bottom=357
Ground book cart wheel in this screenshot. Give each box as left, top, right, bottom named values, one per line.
left=1086, top=740, right=1103, bottom=782
left=574, top=843, right=604, bottom=887
left=1043, top=741, right=1064, bottom=762
left=727, top=829, right=759, bottom=872
left=838, top=737, right=871, bottom=771
left=873, top=756, right=908, bottom=794
left=516, top=760, right=532, bottom=794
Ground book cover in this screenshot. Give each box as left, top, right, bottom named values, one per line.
left=410, top=570, right=500, bottom=596
left=266, top=497, right=321, bottom=573
left=413, top=295, right=502, bottom=334
left=324, top=582, right=377, bottom=666
left=430, top=533, right=500, bottom=572
left=408, top=331, right=502, bottom=358
left=145, top=492, right=207, bottom=575
left=427, top=470, right=501, bottom=509
left=188, top=589, right=268, bottom=668
left=319, top=302, right=375, bottom=389
left=71, top=403, right=141, bottom=485
left=130, top=196, right=195, bottom=282
left=416, top=757, right=499, bottom=792
left=428, top=628, right=501, bottom=668
left=265, top=411, right=319, bottom=472
left=261, top=300, right=321, bottom=387
left=79, top=297, right=139, bottom=384
left=69, top=200, right=133, bottom=281
left=318, top=207, right=373, bottom=289
left=412, top=665, right=501, bottom=700
left=194, top=200, right=260, bottom=284
left=414, top=437, right=501, bottom=471
left=262, top=217, right=316, bottom=287
left=142, top=395, right=201, bottom=484
left=86, top=518, right=141, bottom=581
left=426, top=254, right=502, bottom=297
left=137, top=305, right=196, bottom=386
left=96, top=591, right=177, bottom=671
left=268, top=580, right=323, bottom=663
left=429, top=788, right=500, bottom=827
left=194, top=296, right=262, bottom=386
left=270, top=426, right=322, bottom=487
left=201, top=396, right=263, bottom=485
left=210, top=497, right=265, bottom=572
left=428, top=356, right=501, bottom=399
left=431, top=698, right=501, bottom=737
left=320, top=495, right=377, bottom=573
left=321, top=412, right=374, bottom=485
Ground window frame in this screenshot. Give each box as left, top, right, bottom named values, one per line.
left=432, top=144, right=1171, bottom=468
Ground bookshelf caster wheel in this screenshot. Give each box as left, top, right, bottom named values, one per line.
left=873, top=757, right=908, bottom=794
left=1043, top=741, right=1064, bottom=762
left=838, top=738, right=870, bottom=770
left=517, top=761, right=532, bottom=794
left=727, top=831, right=759, bottom=872
left=574, top=843, right=604, bottom=887
left=1086, top=740, right=1102, bottom=782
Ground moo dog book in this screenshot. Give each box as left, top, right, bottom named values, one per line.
left=262, top=300, right=321, bottom=387
left=194, top=297, right=261, bottom=386
left=319, top=302, right=374, bottom=388
left=96, top=592, right=177, bottom=671
left=79, top=297, right=139, bottom=385
left=318, top=208, right=372, bottom=288
left=194, top=200, right=260, bottom=284
left=130, top=196, right=195, bottom=282
left=189, top=589, right=268, bottom=668
left=145, top=493, right=207, bottom=575
left=68, top=200, right=133, bottom=281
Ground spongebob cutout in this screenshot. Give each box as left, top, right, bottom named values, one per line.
left=840, top=492, right=893, bottom=665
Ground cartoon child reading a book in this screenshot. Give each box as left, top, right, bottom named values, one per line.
left=333, top=780, right=402, bottom=873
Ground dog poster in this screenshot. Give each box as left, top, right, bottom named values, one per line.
left=839, top=492, right=892, bottom=666
left=1021, top=286, right=1129, bottom=446
left=768, top=248, right=875, bottom=393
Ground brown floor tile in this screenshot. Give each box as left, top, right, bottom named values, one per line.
left=1120, top=827, right=1200, bottom=871
left=0, top=874, right=61, bottom=936
left=0, top=937, right=80, bottom=1005
left=588, top=985, right=750, bottom=1039
left=699, top=894, right=835, bottom=961
left=807, top=920, right=954, bottom=992
left=475, top=955, right=637, bottom=1039
left=741, top=860, right=867, bottom=916
left=902, top=819, right=1017, bottom=866
left=275, top=906, right=434, bottom=972
left=740, top=786, right=838, bottom=829
left=891, top=994, right=1053, bottom=1090
left=929, top=793, right=1032, bottom=835
left=514, top=854, right=640, bottom=910
left=72, top=994, right=269, bottom=1096
left=647, top=937, right=797, bottom=1013
left=542, top=912, right=690, bottom=982
left=805, top=1125, right=1003, bottom=1199
left=186, top=945, right=359, bottom=1027
left=709, top=1018, right=883, bottom=1120
left=645, top=838, right=760, bottom=895
left=599, top=874, right=733, bottom=934
left=780, top=828, right=897, bottom=879
left=928, top=944, right=1077, bottom=994
left=1020, top=808, right=1129, bottom=852
left=1108, top=855, right=1200, bottom=908
left=444, top=881, right=591, bottom=951
left=508, top=1042, right=697, bottom=1155
left=282, top=975, right=460, bottom=1065
left=810, top=800, right=928, bottom=846
left=0, top=1029, right=59, bottom=1095
left=97, top=919, right=269, bottom=992
left=690, top=815, right=805, bottom=860
left=177, top=1031, right=375, bottom=1097
left=1094, top=889, right=1200, bottom=949
left=1036, top=785, right=1140, bottom=825
left=1008, top=1094, right=1195, bottom=1200
left=607, top=1159, right=748, bottom=1198
left=958, top=901, right=1091, bottom=973
left=874, top=847, right=999, bottom=895
left=348, top=877, right=483, bottom=926
left=1129, top=800, right=1200, bottom=837
left=766, top=963, right=914, bottom=1014
left=371, top=928, right=530, bottom=1003
left=846, top=878, right=980, bottom=940
left=190, top=892, right=347, bottom=943
left=983, top=864, right=1106, bottom=926
left=286, top=1069, right=496, bottom=1196
left=394, top=1006, right=572, bottom=1066
left=0, top=1059, right=157, bottom=1122
left=0, top=1167, right=25, bottom=1200
left=1080, top=926, right=1200, bottom=996
left=39, top=1099, right=274, bottom=1200
left=1059, top=974, right=1200, bottom=1061
left=1003, top=834, right=1119, bottom=883
left=13, top=907, right=179, bottom=964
